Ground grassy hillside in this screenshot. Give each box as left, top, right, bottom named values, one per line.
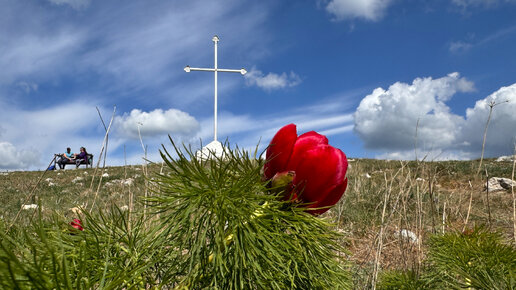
left=0, top=156, right=514, bottom=288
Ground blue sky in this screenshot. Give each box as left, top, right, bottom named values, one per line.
left=1, top=0, right=516, bottom=170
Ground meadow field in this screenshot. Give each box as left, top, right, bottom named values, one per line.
left=0, top=151, right=515, bottom=289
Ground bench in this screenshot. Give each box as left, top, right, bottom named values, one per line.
left=54, top=154, right=94, bottom=169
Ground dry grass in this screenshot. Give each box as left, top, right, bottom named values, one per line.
left=1, top=157, right=514, bottom=288
left=325, top=158, right=515, bottom=288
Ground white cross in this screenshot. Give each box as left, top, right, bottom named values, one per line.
left=184, top=35, right=247, bottom=142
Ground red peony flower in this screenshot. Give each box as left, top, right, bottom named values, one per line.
left=264, top=124, right=348, bottom=215
left=70, top=218, right=84, bottom=231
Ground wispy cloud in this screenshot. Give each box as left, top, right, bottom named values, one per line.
left=47, top=0, right=91, bottom=9
left=325, top=0, right=393, bottom=21
left=245, top=68, right=301, bottom=90
left=449, top=25, right=516, bottom=53
left=193, top=97, right=355, bottom=151
left=16, top=82, right=38, bottom=94
left=0, top=1, right=271, bottom=107
left=451, top=0, right=516, bottom=9
left=449, top=41, right=473, bottom=53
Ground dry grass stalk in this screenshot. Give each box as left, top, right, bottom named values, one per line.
left=89, top=106, right=116, bottom=213
left=428, top=172, right=437, bottom=233
left=371, top=172, right=390, bottom=290
left=442, top=201, right=446, bottom=234
left=371, top=164, right=405, bottom=289
left=7, top=155, right=58, bottom=232
left=511, top=144, right=516, bottom=245
left=476, top=100, right=509, bottom=175
left=124, top=144, right=134, bottom=231
left=484, top=167, right=492, bottom=228
left=137, top=122, right=149, bottom=222
left=463, top=180, right=474, bottom=232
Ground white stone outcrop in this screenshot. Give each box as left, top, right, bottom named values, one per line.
left=487, top=177, right=516, bottom=192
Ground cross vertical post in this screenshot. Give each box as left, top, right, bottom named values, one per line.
left=214, top=36, right=218, bottom=141
left=184, top=35, right=247, bottom=143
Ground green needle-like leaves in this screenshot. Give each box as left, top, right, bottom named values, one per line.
left=147, top=138, right=352, bottom=289
left=0, top=138, right=351, bottom=289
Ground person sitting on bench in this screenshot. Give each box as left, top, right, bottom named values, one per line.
left=74, top=147, right=89, bottom=165
left=57, top=147, right=75, bottom=169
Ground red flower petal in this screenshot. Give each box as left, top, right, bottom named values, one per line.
left=309, top=178, right=348, bottom=215
left=70, top=219, right=84, bottom=231
left=286, top=131, right=328, bottom=171
left=292, top=145, right=347, bottom=207
left=264, top=124, right=298, bottom=180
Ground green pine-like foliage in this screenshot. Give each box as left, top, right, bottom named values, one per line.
left=378, top=227, right=516, bottom=290
left=0, top=138, right=352, bottom=289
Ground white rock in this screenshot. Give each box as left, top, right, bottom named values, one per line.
left=394, top=229, right=419, bottom=243
left=496, top=155, right=515, bottom=162
left=70, top=207, right=82, bottom=215
left=22, top=204, right=38, bottom=210
left=48, top=182, right=56, bottom=186
left=57, top=173, right=61, bottom=176
left=102, top=173, right=109, bottom=177
left=122, top=178, right=134, bottom=186
left=45, top=178, right=53, bottom=182
left=487, top=177, right=516, bottom=192
left=84, top=171, right=88, bottom=175
left=364, top=173, right=371, bottom=178
left=120, top=205, right=129, bottom=211
left=72, top=177, right=84, bottom=183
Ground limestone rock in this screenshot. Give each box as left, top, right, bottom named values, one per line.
left=394, top=229, right=418, bottom=243
left=496, top=155, right=515, bottom=162
left=22, top=204, right=38, bottom=210
left=487, top=177, right=516, bottom=192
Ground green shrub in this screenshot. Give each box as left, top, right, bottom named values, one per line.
left=377, top=227, right=516, bottom=289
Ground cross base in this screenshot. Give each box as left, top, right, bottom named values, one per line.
left=195, top=140, right=228, bottom=161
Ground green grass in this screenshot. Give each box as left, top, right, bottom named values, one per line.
left=0, top=151, right=514, bottom=288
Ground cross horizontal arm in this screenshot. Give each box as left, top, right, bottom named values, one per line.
left=184, top=66, right=247, bottom=75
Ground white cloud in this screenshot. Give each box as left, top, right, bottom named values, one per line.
left=354, top=73, right=516, bottom=159
left=114, top=108, right=200, bottom=140
left=449, top=26, right=516, bottom=53
left=245, top=68, right=301, bottom=90
left=376, top=149, right=472, bottom=161
left=0, top=100, right=107, bottom=170
left=16, top=82, right=38, bottom=93
left=460, top=83, right=516, bottom=156
left=48, top=0, right=91, bottom=9
left=0, top=1, right=271, bottom=106
left=319, top=125, right=354, bottom=136
left=325, top=0, right=393, bottom=21
left=449, top=41, right=473, bottom=53
left=193, top=99, right=354, bottom=153
left=451, top=0, right=515, bottom=8
left=0, top=30, right=84, bottom=85
left=0, top=142, right=40, bottom=169
left=354, top=73, right=475, bottom=155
